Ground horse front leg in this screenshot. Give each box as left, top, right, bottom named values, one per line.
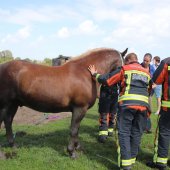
left=4, top=105, right=18, bottom=147
left=67, top=106, right=87, bottom=159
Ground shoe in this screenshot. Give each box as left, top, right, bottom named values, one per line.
left=98, top=135, right=107, bottom=143
left=146, top=161, right=167, bottom=170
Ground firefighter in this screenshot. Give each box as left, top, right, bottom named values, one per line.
left=88, top=53, right=151, bottom=170
left=146, top=57, right=170, bottom=170
left=98, top=83, right=118, bottom=143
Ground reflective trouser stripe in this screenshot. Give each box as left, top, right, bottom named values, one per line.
left=131, top=158, right=136, bottom=164
left=157, top=157, right=168, bottom=164
left=99, top=131, right=108, bottom=136
left=161, top=100, right=170, bottom=107
left=108, top=128, right=113, bottom=133
left=122, top=159, right=132, bottom=166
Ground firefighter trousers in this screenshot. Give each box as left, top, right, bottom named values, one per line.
left=117, top=106, right=147, bottom=167
left=156, top=109, right=170, bottom=164
left=98, top=95, right=118, bottom=135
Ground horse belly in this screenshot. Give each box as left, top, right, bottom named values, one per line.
left=18, top=83, right=71, bottom=113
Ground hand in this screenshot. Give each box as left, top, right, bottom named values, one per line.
left=152, top=83, right=157, bottom=89
left=88, top=65, right=97, bottom=75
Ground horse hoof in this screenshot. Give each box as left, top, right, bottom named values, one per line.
left=5, top=151, right=17, bottom=159
left=71, top=152, right=77, bottom=159
left=75, top=144, right=81, bottom=150
left=16, top=131, right=27, bottom=137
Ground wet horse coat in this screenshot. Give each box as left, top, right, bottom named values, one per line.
left=0, top=48, right=127, bottom=158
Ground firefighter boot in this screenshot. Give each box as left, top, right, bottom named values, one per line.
left=98, top=135, right=108, bottom=143
left=146, top=161, right=167, bottom=170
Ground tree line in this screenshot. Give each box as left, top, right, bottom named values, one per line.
left=0, top=50, right=55, bottom=66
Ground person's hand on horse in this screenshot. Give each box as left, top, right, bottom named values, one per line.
left=88, top=65, right=98, bottom=76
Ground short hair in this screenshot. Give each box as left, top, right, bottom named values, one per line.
left=125, top=53, right=138, bottom=63
left=153, top=56, right=160, bottom=63
left=144, top=53, right=152, bottom=60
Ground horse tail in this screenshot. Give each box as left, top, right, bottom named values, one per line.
left=121, top=48, right=128, bottom=58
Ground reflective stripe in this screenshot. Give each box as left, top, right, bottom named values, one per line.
left=161, top=100, right=170, bottom=107
left=124, top=70, right=150, bottom=96
left=118, top=94, right=149, bottom=103
left=131, top=158, right=136, bottom=164
left=108, top=128, right=113, bottom=133
left=124, top=71, right=131, bottom=95
left=157, top=157, right=168, bottom=164
left=168, top=66, right=170, bottom=70
left=122, top=159, right=132, bottom=166
left=96, top=74, right=101, bottom=80
left=99, top=131, right=108, bottom=136
left=125, top=70, right=151, bottom=79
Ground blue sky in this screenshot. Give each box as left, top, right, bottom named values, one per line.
left=0, top=0, right=170, bottom=62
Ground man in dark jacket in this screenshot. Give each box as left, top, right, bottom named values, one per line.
left=98, top=84, right=118, bottom=143
left=141, top=53, right=155, bottom=133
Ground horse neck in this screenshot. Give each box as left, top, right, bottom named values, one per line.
left=92, top=54, right=123, bottom=74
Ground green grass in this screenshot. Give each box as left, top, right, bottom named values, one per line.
left=0, top=98, right=169, bottom=170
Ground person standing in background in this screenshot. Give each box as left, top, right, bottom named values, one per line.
left=141, top=53, right=155, bottom=133
left=152, top=56, right=162, bottom=115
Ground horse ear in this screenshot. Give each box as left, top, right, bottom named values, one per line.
left=121, top=48, right=128, bottom=58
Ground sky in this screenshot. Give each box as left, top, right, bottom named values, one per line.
left=0, top=0, right=170, bottom=62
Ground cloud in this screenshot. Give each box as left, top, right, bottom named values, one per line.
left=56, top=20, right=102, bottom=39
left=30, top=35, right=45, bottom=47
left=57, top=27, right=70, bottom=38
left=1, top=26, right=31, bottom=43
left=0, top=5, right=81, bottom=26
left=1, top=1, right=170, bottom=60
left=77, top=20, right=99, bottom=34
left=101, top=3, right=170, bottom=47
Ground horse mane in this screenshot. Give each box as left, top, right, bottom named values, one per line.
left=68, top=48, right=116, bottom=62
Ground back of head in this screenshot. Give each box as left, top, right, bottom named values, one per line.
left=125, top=53, right=138, bottom=64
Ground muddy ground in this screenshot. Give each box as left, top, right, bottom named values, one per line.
left=13, top=106, right=71, bottom=125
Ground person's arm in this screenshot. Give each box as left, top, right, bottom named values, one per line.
left=88, top=65, right=122, bottom=86
left=152, top=61, right=167, bottom=84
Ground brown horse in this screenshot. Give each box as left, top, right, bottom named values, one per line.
left=0, top=48, right=127, bottom=158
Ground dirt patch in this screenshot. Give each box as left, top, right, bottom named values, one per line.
left=13, top=106, right=71, bottom=125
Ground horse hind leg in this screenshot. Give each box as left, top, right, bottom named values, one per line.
left=3, top=104, right=18, bottom=147
left=67, top=106, right=87, bottom=159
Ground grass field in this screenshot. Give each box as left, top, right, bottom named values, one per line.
left=0, top=97, right=169, bottom=170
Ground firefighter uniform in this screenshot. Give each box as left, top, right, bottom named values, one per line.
left=98, top=84, right=118, bottom=143
left=147, top=57, right=170, bottom=170
left=92, top=60, right=151, bottom=170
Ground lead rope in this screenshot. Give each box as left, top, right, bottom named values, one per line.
left=153, top=114, right=160, bottom=163
left=114, top=113, right=121, bottom=168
